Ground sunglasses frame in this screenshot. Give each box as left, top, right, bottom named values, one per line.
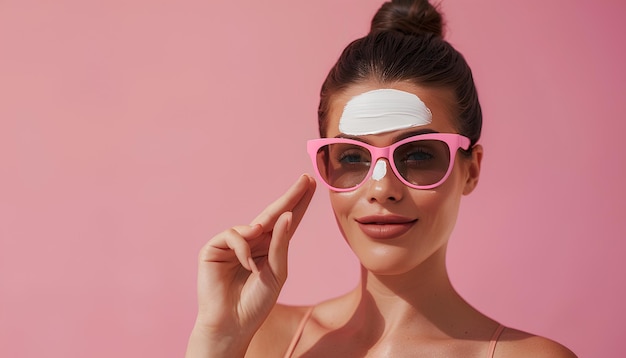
left=307, top=133, right=471, bottom=192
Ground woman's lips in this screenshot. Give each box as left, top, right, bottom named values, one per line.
left=355, top=215, right=417, bottom=240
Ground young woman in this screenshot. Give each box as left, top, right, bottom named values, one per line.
left=186, top=1, right=576, bottom=356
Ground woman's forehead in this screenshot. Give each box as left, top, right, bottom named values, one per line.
left=326, top=82, right=458, bottom=137
left=338, top=88, right=433, bottom=136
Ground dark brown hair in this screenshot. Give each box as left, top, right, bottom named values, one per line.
left=318, top=0, right=482, bottom=148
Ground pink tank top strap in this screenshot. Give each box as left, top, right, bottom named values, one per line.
left=283, top=306, right=314, bottom=358
left=284, top=311, right=504, bottom=357
left=487, top=324, right=505, bottom=358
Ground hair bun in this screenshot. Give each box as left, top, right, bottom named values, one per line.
left=370, top=0, right=444, bottom=38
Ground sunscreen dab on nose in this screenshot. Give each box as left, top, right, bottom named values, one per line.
left=371, top=159, right=387, bottom=181
left=339, top=89, right=432, bottom=135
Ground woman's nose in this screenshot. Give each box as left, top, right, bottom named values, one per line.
left=366, top=159, right=405, bottom=203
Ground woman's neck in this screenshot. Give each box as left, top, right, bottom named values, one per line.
left=347, top=246, right=479, bottom=337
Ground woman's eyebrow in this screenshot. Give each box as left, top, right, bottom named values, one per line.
left=333, top=128, right=439, bottom=144
left=334, top=134, right=370, bottom=143
left=393, top=128, right=438, bottom=141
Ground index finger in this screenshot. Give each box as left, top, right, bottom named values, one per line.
left=250, top=174, right=316, bottom=233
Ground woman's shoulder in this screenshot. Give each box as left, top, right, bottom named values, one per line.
left=266, top=303, right=313, bottom=324
left=495, top=327, right=577, bottom=358
left=246, top=303, right=313, bottom=357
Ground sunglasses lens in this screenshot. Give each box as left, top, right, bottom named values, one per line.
left=315, top=143, right=372, bottom=190
left=393, top=139, right=451, bottom=187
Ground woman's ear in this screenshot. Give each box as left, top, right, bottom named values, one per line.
left=463, top=144, right=483, bottom=195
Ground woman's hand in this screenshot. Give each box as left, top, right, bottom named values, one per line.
left=186, top=174, right=316, bottom=358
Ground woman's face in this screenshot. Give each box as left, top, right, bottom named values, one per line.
left=324, top=81, right=482, bottom=275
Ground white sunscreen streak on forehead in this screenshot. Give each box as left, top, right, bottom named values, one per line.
left=371, top=159, right=387, bottom=181
left=339, top=88, right=432, bottom=135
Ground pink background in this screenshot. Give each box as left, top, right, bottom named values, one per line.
left=1, top=0, right=624, bottom=357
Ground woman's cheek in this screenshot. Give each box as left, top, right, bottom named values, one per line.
left=329, top=191, right=359, bottom=218
left=329, top=191, right=361, bottom=239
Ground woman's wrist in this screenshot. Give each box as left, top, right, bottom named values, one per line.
left=185, top=322, right=253, bottom=358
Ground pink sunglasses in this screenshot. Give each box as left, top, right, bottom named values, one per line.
left=307, top=133, right=471, bottom=192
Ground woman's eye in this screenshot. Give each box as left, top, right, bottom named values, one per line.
left=405, top=150, right=434, bottom=162
left=339, top=152, right=368, bottom=164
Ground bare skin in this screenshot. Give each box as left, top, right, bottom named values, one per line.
left=185, top=174, right=316, bottom=358
left=186, top=82, right=577, bottom=357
